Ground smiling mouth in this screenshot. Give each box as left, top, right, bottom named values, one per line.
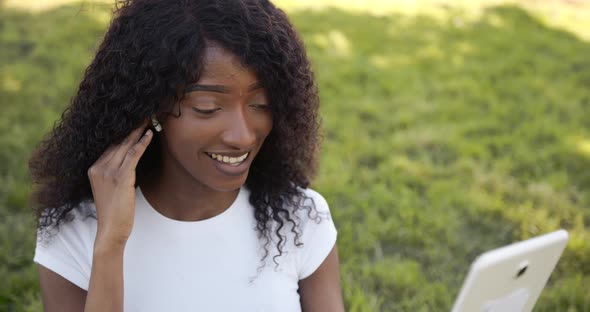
left=205, top=152, right=249, bottom=166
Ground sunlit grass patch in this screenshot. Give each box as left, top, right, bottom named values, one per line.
left=572, top=137, right=590, bottom=159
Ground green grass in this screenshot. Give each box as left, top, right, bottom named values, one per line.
left=1, top=1, right=589, bottom=311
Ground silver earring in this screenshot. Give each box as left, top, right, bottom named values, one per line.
left=151, top=115, right=162, bottom=132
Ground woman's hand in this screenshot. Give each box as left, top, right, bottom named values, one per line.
left=87, top=121, right=153, bottom=249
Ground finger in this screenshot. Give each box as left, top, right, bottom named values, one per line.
left=93, top=143, right=119, bottom=167
left=107, top=122, right=150, bottom=167
left=91, top=119, right=150, bottom=170
left=120, top=129, right=153, bottom=172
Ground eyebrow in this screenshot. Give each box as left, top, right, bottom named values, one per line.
left=185, top=82, right=263, bottom=94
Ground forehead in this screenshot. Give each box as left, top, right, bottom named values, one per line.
left=199, top=42, right=257, bottom=82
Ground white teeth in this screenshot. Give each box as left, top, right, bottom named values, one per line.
left=208, top=152, right=249, bottom=165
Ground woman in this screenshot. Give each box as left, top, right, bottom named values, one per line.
left=29, top=0, right=344, bottom=311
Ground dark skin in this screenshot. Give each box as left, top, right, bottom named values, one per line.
left=140, top=42, right=273, bottom=221
left=38, top=42, right=345, bottom=311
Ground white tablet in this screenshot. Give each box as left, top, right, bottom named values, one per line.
left=451, top=229, right=569, bottom=312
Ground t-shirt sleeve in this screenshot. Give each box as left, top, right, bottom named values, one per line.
left=34, top=207, right=94, bottom=290
left=296, top=189, right=338, bottom=280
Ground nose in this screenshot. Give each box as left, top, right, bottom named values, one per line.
left=221, top=107, right=257, bottom=150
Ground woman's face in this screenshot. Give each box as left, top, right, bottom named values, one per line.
left=158, top=42, right=273, bottom=192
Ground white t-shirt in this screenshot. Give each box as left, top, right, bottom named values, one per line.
left=34, top=186, right=337, bottom=312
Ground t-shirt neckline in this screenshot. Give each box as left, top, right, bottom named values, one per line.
left=136, top=186, right=246, bottom=229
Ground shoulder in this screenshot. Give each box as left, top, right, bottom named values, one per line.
left=299, top=187, right=329, bottom=210
left=290, top=187, right=333, bottom=235
left=34, top=201, right=97, bottom=291
left=55, top=201, right=97, bottom=236
left=67, top=201, right=98, bottom=227
left=38, top=201, right=97, bottom=244
left=291, top=187, right=338, bottom=279
left=294, top=187, right=331, bottom=219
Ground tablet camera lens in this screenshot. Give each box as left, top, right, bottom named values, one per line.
left=516, top=265, right=528, bottom=278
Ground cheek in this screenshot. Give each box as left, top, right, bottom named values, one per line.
left=164, top=118, right=219, bottom=153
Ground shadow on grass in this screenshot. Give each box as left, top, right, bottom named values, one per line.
left=1, top=2, right=589, bottom=311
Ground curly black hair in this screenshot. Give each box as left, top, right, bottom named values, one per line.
left=29, top=0, right=322, bottom=266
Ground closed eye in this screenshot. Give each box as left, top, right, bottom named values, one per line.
left=192, top=107, right=221, bottom=115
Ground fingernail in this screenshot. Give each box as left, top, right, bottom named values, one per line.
left=145, top=129, right=152, bottom=136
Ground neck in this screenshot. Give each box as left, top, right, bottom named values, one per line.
left=140, top=153, right=240, bottom=222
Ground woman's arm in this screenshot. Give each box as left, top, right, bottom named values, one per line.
left=82, top=123, right=152, bottom=311
left=298, top=245, right=345, bottom=312
left=38, top=265, right=87, bottom=312
left=38, top=123, right=152, bottom=311
left=37, top=239, right=126, bottom=312
left=84, top=239, right=126, bottom=311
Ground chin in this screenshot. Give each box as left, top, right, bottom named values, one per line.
left=205, top=175, right=248, bottom=193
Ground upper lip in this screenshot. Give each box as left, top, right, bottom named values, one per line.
left=204, top=151, right=250, bottom=157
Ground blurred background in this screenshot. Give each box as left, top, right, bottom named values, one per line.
left=1, top=0, right=589, bottom=311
